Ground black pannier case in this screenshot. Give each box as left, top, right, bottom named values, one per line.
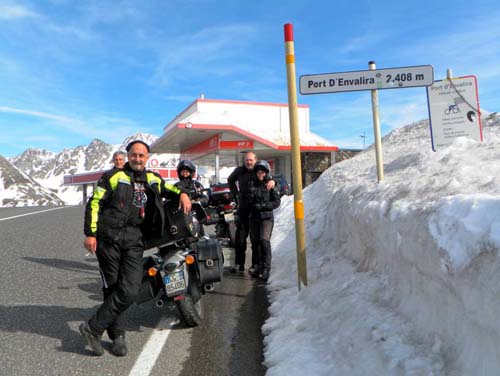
left=195, top=238, right=223, bottom=285
left=165, top=207, right=195, bottom=240
left=144, top=201, right=196, bottom=249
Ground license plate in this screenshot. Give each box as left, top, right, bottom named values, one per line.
left=164, top=270, right=186, bottom=295
left=224, top=212, right=235, bottom=223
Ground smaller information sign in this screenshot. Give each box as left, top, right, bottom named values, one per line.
left=426, top=75, right=482, bottom=151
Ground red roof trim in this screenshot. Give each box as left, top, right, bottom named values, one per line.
left=63, top=171, right=106, bottom=185
left=276, top=145, right=339, bottom=151
left=196, top=98, right=309, bottom=108
left=177, top=123, right=338, bottom=152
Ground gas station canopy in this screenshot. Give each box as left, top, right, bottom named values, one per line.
left=151, top=97, right=338, bottom=169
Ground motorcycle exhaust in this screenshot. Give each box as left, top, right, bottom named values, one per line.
left=204, top=283, right=214, bottom=292
left=155, top=297, right=166, bottom=308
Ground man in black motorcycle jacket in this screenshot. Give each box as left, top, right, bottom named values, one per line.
left=80, top=140, right=191, bottom=357
left=227, top=151, right=276, bottom=274
left=248, top=160, right=281, bottom=281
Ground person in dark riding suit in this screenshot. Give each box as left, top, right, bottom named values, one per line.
left=175, top=160, right=208, bottom=235
left=175, top=160, right=208, bottom=207
left=248, top=160, right=280, bottom=281
left=80, top=140, right=191, bottom=357
left=227, top=152, right=276, bottom=274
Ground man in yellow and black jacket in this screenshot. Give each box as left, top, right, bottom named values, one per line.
left=79, top=140, right=191, bottom=357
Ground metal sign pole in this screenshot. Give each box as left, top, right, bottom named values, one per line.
left=369, top=61, right=384, bottom=182
left=284, top=23, right=307, bottom=290
left=299, top=61, right=433, bottom=181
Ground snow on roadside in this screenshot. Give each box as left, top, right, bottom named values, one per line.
left=264, top=114, right=500, bottom=375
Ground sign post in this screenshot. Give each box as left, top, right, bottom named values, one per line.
left=300, top=63, right=434, bottom=182
left=426, top=75, right=482, bottom=151
left=284, top=23, right=308, bottom=290
left=369, top=61, right=384, bottom=182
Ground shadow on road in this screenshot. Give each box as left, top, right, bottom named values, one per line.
left=0, top=304, right=100, bottom=355
left=178, top=269, right=269, bottom=376
left=0, top=300, right=170, bottom=357
left=11, top=256, right=172, bottom=356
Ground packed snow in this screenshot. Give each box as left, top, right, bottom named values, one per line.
left=263, top=113, right=500, bottom=375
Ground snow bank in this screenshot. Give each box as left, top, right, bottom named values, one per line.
left=264, top=114, right=500, bottom=375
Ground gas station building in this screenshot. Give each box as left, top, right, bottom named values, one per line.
left=151, top=97, right=338, bottom=186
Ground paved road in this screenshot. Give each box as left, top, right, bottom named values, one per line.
left=0, top=206, right=268, bottom=376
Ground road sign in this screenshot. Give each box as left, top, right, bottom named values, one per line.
left=426, top=75, right=482, bottom=151
left=300, top=65, right=434, bottom=94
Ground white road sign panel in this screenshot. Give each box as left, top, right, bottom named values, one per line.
left=426, top=75, right=482, bottom=151
left=300, top=65, right=434, bottom=94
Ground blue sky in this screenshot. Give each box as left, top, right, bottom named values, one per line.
left=0, top=0, right=498, bottom=157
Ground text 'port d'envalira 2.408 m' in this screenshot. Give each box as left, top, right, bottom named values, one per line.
left=300, top=65, right=434, bottom=94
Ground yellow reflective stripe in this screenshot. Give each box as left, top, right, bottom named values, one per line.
left=146, top=172, right=181, bottom=194
left=164, top=182, right=181, bottom=194
left=146, top=173, right=161, bottom=187
left=109, top=171, right=130, bottom=190
left=90, top=186, right=106, bottom=233
left=294, top=200, right=304, bottom=220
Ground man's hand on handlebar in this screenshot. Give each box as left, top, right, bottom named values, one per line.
left=179, top=192, right=192, bottom=213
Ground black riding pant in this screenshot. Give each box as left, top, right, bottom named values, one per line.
left=234, top=209, right=258, bottom=267
left=249, top=218, right=274, bottom=272
left=88, top=226, right=144, bottom=339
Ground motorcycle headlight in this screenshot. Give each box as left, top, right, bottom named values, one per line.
left=164, top=261, right=179, bottom=273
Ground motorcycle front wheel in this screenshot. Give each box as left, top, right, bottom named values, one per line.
left=175, top=294, right=203, bottom=327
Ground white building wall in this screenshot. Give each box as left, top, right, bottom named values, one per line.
left=171, top=100, right=310, bottom=143
left=162, top=102, right=199, bottom=132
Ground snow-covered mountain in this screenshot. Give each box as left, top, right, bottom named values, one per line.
left=117, top=133, right=159, bottom=154
left=2, top=132, right=178, bottom=206
left=0, top=155, right=65, bottom=207
left=10, top=148, right=56, bottom=176
left=12, top=139, right=113, bottom=179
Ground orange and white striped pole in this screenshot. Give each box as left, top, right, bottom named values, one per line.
left=284, top=23, right=307, bottom=289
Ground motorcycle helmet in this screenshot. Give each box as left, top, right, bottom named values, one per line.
left=177, top=159, right=196, bottom=179
left=254, top=160, right=270, bottom=175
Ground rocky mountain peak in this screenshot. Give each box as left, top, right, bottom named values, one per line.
left=0, top=155, right=65, bottom=206
left=119, top=133, right=158, bottom=152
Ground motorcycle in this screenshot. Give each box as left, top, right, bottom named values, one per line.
left=135, top=201, right=223, bottom=327
left=205, top=183, right=237, bottom=247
